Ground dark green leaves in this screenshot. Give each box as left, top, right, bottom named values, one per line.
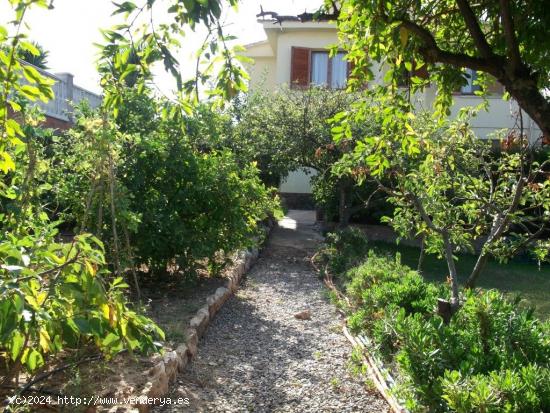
left=111, top=1, right=138, bottom=16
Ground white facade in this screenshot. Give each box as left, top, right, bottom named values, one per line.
left=244, top=19, right=541, bottom=194
left=28, top=65, right=102, bottom=121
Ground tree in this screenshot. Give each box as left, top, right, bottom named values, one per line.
left=98, top=0, right=249, bottom=117
left=0, top=0, right=258, bottom=387
left=0, top=1, right=163, bottom=385
left=334, top=92, right=550, bottom=314
left=232, top=86, right=379, bottom=225
left=331, top=0, right=550, bottom=141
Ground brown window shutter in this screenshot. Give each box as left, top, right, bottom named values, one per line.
left=290, top=47, right=310, bottom=88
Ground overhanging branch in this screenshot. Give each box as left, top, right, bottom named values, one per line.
left=455, top=0, right=494, bottom=58
left=398, top=19, right=503, bottom=75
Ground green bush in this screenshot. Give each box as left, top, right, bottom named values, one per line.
left=346, top=252, right=446, bottom=317
left=0, top=117, right=163, bottom=382
left=442, top=365, right=550, bottom=413
left=44, top=104, right=280, bottom=279
left=339, top=250, right=550, bottom=412
left=121, top=130, right=280, bottom=276
left=316, top=228, right=370, bottom=277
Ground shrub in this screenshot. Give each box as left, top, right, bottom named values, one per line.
left=340, top=250, right=550, bottom=412
left=346, top=252, right=445, bottom=317
left=0, top=202, right=163, bottom=382
left=316, top=228, right=370, bottom=277
left=441, top=366, right=550, bottom=413
left=45, top=105, right=280, bottom=279
left=121, top=134, right=280, bottom=276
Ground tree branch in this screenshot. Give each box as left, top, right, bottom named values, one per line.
left=398, top=19, right=503, bottom=75
left=455, top=0, right=493, bottom=58
left=499, top=0, right=521, bottom=71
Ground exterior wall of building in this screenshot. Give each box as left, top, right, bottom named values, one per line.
left=274, top=28, right=339, bottom=85
left=245, top=25, right=340, bottom=198
left=247, top=56, right=277, bottom=90
left=42, top=115, right=71, bottom=131
left=448, top=95, right=540, bottom=142
left=415, top=86, right=541, bottom=142
left=22, top=64, right=102, bottom=123
left=279, top=167, right=318, bottom=194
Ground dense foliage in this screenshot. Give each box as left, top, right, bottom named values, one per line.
left=333, top=94, right=550, bottom=308
left=0, top=1, right=164, bottom=386
left=43, top=100, right=279, bottom=278
left=120, top=126, right=279, bottom=276
left=320, top=231, right=550, bottom=412
left=0, top=0, right=279, bottom=388
left=233, top=86, right=387, bottom=224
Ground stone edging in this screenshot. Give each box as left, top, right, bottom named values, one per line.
left=133, top=220, right=275, bottom=413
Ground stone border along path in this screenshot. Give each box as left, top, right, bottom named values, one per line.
left=153, top=210, right=389, bottom=413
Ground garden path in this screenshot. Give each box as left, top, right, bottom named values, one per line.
left=154, top=210, right=388, bottom=412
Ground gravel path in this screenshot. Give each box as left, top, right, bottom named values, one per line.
left=155, top=211, right=389, bottom=412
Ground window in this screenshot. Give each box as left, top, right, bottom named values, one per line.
left=290, top=47, right=349, bottom=89
left=311, top=52, right=329, bottom=85
left=330, top=52, right=348, bottom=88
left=311, top=51, right=348, bottom=88
left=461, top=68, right=481, bottom=94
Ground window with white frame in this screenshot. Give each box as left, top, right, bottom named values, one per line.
left=310, top=51, right=348, bottom=88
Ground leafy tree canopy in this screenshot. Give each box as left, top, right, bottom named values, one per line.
left=331, top=0, right=550, bottom=140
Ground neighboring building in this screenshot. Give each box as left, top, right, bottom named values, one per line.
left=24, top=63, right=102, bottom=130
left=244, top=12, right=541, bottom=204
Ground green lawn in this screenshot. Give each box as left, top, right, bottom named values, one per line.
left=368, top=240, right=550, bottom=320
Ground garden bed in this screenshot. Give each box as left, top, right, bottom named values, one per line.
left=1, top=245, right=263, bottom=413
left=316, top=228, right=550, bottom=412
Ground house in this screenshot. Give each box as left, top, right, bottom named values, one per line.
left=23, top=63, right=102, bottom=130
left=244, top=11, right=541, bottom=206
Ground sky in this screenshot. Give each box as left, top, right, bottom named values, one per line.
left=0, top=0, right=323, bottom=94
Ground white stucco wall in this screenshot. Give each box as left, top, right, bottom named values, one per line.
left=279, top=168, right=318, bottom=194
left=415, top=87, right=541, bottom=142
left=247, top=56, right=277, bottom=89
left=449, top=95, right=540, bottom=141
left=243, top=41, right=277, bottom=90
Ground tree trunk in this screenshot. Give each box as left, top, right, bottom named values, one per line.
left=501, top=72, right=550, bottom=141
left=417, top=235, right=426, bottom=273
left=442, top=232, right=461, bottom=312
left=338, top=182, right=351, bottom=228
left=465, top=251, right=489, bottom=289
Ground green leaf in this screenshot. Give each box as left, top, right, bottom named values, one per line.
left=73, top=317, right=91, bottom=334
left=10, top=331, right=25, bottom=361
left=111, top=1, right=138, bottom=16
left=102, top=332, right=120, bottom=347
left=0, top=26, right=7, bottom=41
left=26, top=348, right=44, bottom=371
left=19, top=41, right=40, bottom=56
left=0, top=152, right=16, bottom=173
left=18, top=84, right=41, bottom=100
left=22, top=64, right=44, bottom=83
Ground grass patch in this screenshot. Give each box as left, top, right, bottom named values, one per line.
left=369, top=240, right=550, bottom=319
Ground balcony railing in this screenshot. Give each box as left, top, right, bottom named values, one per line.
left=24, top=63, right=102, bottom=121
